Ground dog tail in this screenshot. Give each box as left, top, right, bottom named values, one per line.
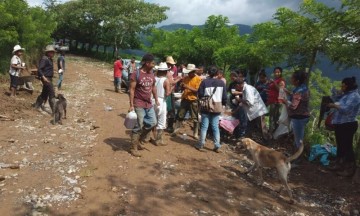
left=286, top=141, right=304, bottom=163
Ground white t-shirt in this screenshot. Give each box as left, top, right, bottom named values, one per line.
left=9, top=55, right=21, bottom=76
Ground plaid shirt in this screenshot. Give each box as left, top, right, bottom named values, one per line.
left=332, top=90, right=360, bottom=124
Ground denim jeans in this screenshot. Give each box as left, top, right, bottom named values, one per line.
left=114, top=77, right=121, bottom=91
left=132, top=107, right=157, bottom=134
left=197, top=113, right=221, bottom=149
left=291, top=117, right=309, bottom=149
left=57, top=73, right=64, bottom=89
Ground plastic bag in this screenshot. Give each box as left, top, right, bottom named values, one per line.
left=124, top=111, right=137, bottom=129
left=273, top=104, right=291, bottom=139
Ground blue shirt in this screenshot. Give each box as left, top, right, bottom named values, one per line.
left=332, top=89, right=360, bottom=124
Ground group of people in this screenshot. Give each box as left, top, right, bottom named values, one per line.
left=8, top=44, right=66, bottom=114
left=126, top=54, right=305, bottom=156
left=126, top=53, right=360, bottom=183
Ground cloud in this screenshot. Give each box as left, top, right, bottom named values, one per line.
left=151, top=0, right=301, bottom=26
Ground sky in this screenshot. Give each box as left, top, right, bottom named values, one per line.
left=27, top=0, right=341, bottom=26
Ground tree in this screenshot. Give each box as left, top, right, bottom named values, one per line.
left=53, top=0, right=168, bottom=56
left=0, top=0, right=56, bottom=73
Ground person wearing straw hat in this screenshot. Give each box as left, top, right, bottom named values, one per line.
left=33, top=45, right=57, bottom=114
left=9, top=45, right=26, bottom=97
left=165, top=56, right=182, bottom=132
left=172, top=64, right=202, bottom=138
left=151, top=62, right=171, bottom=145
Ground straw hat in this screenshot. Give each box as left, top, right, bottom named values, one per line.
left=166, top=56, right=176, bottom=65
left=12, top=45, right=25, bottom=54
left=154, top=62, right=170, bottom=71
left=183, top=64, right=199, bottom=73
left=44, top=45, right=56, bottom=53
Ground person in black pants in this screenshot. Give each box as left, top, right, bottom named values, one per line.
left=327, top=77, right=360, bottom=177
left=33, top=45, right=56, bottom=114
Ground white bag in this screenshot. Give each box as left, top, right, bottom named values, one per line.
left=58, top=69, right=64, bottom=74
left=124, top=111, right=137, bottom=129
left=273, top=104, right=291, bottom=139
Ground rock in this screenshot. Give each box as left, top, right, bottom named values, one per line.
left=73, top=187, right=82, bottom=194
left=0, top=176, right=5, bottom=181
left=353, top=210, right=359, bottom=215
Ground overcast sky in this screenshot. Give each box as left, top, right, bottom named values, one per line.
left=27, top=0, right=340, bottom=26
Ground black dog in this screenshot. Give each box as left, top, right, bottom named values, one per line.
left=53, top=94, right=67, bottom=125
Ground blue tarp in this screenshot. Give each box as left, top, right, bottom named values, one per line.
left=308, top=144, right=337, bottom=166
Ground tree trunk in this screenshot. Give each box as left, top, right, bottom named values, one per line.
left=75, top=40, right=78, bottom=51
left=103, top=45, right=106, bottom=54
left=96, top=44, right=99, bottom=53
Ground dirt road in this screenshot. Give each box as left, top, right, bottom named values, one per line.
left=0, top=56, right=359, bottom=216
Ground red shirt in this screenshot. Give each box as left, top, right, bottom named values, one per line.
left=267, top=77, right=285, bottom=105
left=131, top=70, right=155, bottom=109
left=114, top=60, right=123, bottom=78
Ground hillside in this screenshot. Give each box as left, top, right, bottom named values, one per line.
left=159, top=23, right=253, bottom=35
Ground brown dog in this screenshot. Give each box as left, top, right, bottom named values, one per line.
left=240, top=138, right=304, bottom=203
left=53, top=94, right=67, bottom=125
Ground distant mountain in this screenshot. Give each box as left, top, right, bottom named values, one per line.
left=159, top=23, right=253, bottom=35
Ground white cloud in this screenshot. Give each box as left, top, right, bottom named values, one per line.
left=150, top=0, right=301, bottom=26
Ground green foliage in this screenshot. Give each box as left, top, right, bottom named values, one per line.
left=0, top=0, right=56, bottom=73
left=53, top=0, right=168, bottom=56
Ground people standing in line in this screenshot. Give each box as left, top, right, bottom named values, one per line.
left=33, top=45, right=57, bottom=113
left=172, top=64, right=202, bottom=139
left=165, top=56, right=182, bottom=132
left=9, top=45, right=26, bottom=97
left=128, top=53, right=159, bottom=157
left=267, top=67, right=286, bottom=133
left=327, top=77, right=360, bottom=177
left=196, top=66, right=227, bottom=152
left=284, top=71, right=310, bottom=154
left=57, top=51, right=65, bottom=90
left=113, top=57, right=123, bottom=93
left=151, top=62, right=171, bottom=146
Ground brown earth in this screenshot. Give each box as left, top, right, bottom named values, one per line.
left=0, top=55, right=359, bottom=216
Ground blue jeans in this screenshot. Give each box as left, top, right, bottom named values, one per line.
left=114, top=77, right=121, bottom=91
left=291, top=117, right=309, bottom=149
left=197, top=113, right=221, bottom=149
left=57, top=73, right=64, bottom=89
left=132, top=107, right=157, bottom=134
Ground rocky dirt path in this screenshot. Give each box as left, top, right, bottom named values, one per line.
left=0, top=56, right=359, bottom=216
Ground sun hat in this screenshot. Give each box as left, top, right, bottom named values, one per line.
left=183, top=64, right=199, bottom=74
left=44, top=45, right=56, bottom=53
left=154, top=62, right=170, bottom=71
left=166, top=56, right=176, bottom=65
left=12, top=45, right=25, bottom=54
